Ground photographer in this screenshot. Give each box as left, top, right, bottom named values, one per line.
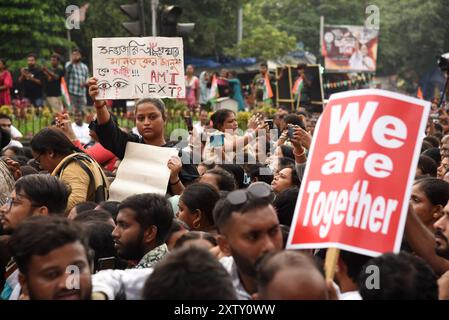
left=18, top=53, right=44, bottom=109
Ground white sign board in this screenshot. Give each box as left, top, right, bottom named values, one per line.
left=109, top=142, right=178, bottom=201
left=92, top=37, right=185, bottom=99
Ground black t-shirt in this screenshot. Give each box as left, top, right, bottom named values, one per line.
left=94, top=117, right=200, bottom=192
left=22, top=67, right=44, bottom=100
left=45, top=67, right=64, bottom=97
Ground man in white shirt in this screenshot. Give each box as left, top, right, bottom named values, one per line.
left=214, top=184, right=283, bottom=299
left=335, top=250, right=371, bottom=300
left=71, top=110, right=91, bottom=145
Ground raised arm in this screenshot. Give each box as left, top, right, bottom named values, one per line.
left=88, top=77, right=110, bottom=125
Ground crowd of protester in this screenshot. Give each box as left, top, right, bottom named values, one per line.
left=2, top=51, right=449, bottom=301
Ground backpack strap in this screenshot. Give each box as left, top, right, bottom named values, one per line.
left=57, top=153, right=108, bottom=203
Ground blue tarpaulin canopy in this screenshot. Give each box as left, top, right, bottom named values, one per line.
left=185, top=56, right=257, bottom=69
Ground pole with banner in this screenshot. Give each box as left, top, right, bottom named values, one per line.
left=287, top=89, right=430, bottom=278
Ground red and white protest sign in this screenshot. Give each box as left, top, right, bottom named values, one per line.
left=287, top=89, right=430, bottom=257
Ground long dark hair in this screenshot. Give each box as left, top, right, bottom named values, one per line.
left=30, top=127, right=81, bottom=156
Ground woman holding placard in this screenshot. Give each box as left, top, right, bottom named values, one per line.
left=87, top=77, right=199, bottom=196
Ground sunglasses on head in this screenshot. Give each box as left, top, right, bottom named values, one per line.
left=226, top=183, right=273, bottom=206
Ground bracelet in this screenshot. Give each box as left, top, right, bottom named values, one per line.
left=95, top=101, right=106, bottom=109
left=294, top=148, right=306, bottom=158
left=169, top=178, right=181, bottom=185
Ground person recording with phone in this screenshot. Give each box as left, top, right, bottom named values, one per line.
left=202, top=109, right=267, bottom=164
left=18, top=53, right=45, bottom=110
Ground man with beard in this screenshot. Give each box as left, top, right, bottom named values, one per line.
left=9, top=216, right=92, bottom=300
left=18, top=53, right=45, bottom=109
left=112, top=193, right=173, bottom=268
left=213, top=183, right=283, bottom=299
left=434, top=202, right=449, bottom=260
left=0, top=174, right=70, bottom=300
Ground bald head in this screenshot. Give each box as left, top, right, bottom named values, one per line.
left=441, top=134, right=449, bottom=145
left=257, top=250, right=328, bottom=300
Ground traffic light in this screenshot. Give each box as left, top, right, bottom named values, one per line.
left=158, top=5, right=195, bottom=37
left=120, top=0, right=146, bottom=36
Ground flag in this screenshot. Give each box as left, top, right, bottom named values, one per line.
left=61, top=77, right=71, bottom=111
left=263, top=74, right=273, bottom=100
left=208, top=74, right=219, bottom=102
left=292, top=77, right=304, bottom=101
left=417, top=87, right=424, bottom=99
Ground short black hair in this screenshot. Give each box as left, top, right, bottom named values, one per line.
left=213, top=193, right=272, bottom=233
left=424, top=136, right=440, bottom=149
left=27, top=53, right=38, bottom=59
left=260, top=62, right=268, bottom=68
left=71, top=48, right=82, bottom=54
left=339, top=250, right=372, bottom=284
left=413, top=177, right=449, bottom=206
left=218, top=164, right=246, bottom=189
left=180, top=183, right=220, bottom=227
left=284, top=114, right=306, bottom=130
left=417, top=155, right=437, bottom=177
left=10, top=216, right=91, bottom=275
left=174, top=231, right=218, bottom=249
left=277, top=157, right=295, bottom=171
left=297, top=63, right=307, bottom=70
left=74, top=209, right=113, bottom=224
left=205, top=167, right=237, bottom=192
left=142, top=246, right=236, bottom=300
left=422, top=147, right=441, bottom=166
left=14, top=174, right=70, bottom=215
left=279, top=145, right=294, bottom=160
left=50, top=53, right=60, bottom=61
left=97, top=201, right=121, bottom=221
left=421, top=140, right=433, bottom=153
left=73, top=201, right=97, bottom=215
left=118, top=193, right=174, bottom=246
left=358, top=252, right=438, bottom=300
left=248, top=164, right=274, bottom=185
left=78, top=220, right=115, bottom=272
left=20, top=165, right=38, bottom=176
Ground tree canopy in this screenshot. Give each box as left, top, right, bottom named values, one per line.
left=0, top=0, right=448, bottom=78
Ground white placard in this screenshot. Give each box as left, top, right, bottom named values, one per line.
left=92, top=37, right=185, bottom=99
left=109, top=142, right=178, bottom=201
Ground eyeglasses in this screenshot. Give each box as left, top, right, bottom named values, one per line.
left=226, top=182, right=273, bottom=206
left=34, top=153, right=43, bottom=166
left=4, top=194, right=40, bottom=212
